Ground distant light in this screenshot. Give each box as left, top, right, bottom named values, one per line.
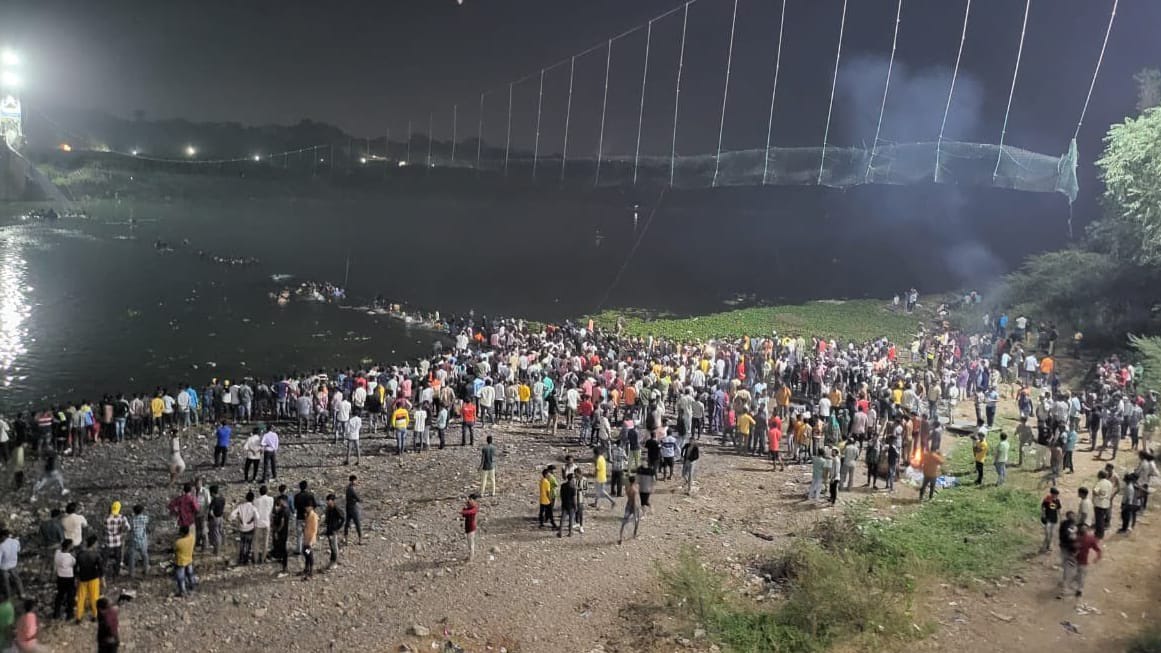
left=252, top=154, right=262, bottom=162
left=0, top=71, right=21, bottom=89
left=319, top=158, right=325, bottom=163
left=185, top=145, right=197, bottom=157
left=131, top=149, right=139, bottom=156
left=398, top=161, right=407, bottom=167
left=59, top=143, right=72, bottom=152
left=0, top=50, right=17, bottom=67
left=359, top=157, right=367, bottom=164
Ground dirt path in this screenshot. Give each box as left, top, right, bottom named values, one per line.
left=22, top=420, right=826, bottom=653
left=919, top=417, right=1161, bottom=652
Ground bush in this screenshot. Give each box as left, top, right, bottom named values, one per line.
left=1127, top=625, right=1161, bottom=653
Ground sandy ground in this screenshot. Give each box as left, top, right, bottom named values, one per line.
left=16, top=372, right=1160, bottom=652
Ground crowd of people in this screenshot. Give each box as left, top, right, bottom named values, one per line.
left=0, top=299, right=1158, bottom=651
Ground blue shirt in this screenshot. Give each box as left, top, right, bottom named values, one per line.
left=215, top=425, right=232, bottom=447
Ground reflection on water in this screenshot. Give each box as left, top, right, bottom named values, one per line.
left=0, top=233, right=30, bottom=385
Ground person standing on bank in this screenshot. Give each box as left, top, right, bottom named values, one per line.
left=479, top=436, right=497, bottom=497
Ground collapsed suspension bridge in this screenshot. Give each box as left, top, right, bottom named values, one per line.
left=45, top=0, right=1120, bottom=203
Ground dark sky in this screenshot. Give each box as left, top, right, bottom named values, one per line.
left=2, top=0, right=1160, bottom=187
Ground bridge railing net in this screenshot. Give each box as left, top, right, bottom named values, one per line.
left=444, top=140, right=1078, bottom=202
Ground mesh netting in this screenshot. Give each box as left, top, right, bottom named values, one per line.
left=451, top=139, right=1078, bottom=202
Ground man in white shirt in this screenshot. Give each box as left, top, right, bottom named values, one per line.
left=60, top=503, right=88, bottom=549
left=229, top=491, right=259, bottom=564
left=260, top=428, right=279, bottom=483
left=252, top=485, right=274, bottom=564
left=335, top=398, right=352, bottom=445
left=0, top=527, right=22, bottom=598
left=243, top=429, right=262, bottom=482
left=345, top=415, right=362, bottom=466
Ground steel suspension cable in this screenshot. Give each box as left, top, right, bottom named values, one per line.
left=762, top=0, right=787, bottom=186
left=865, top=0, right=903, bottom=184
left=633, top=19, right=654, bottom=186
left=818, top=0, right=849, bottom=185
left=935, top=0, right=971, bottom=183
left=1074, top=0, right=1118, bottom=140
left=533, top=69, right=545, bottom=179
left=595, top=39, right=613, bottom=187
left=669, top=2, right=691, bottom=186
left=561, top=56, right=575, bottom=183
left=712, top=0, right=740, bottom=187
left=993, top=0, right=1032, bottom=181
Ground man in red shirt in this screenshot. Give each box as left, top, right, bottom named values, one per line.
left=1072, top=524, right=1102, bottom=598
left=460, top=401, right=477, bottom=447
left=461, top=494, right=479, bottom=562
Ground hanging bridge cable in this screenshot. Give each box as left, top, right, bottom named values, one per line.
left=1074, top=0, right=1118, bottom=141
left=561, top=55, right=576, bottom=183
left=993, top=0, right=1032, bottom=182
left=533, top=68, right=545, bottom=180
left=935, top=0, right=971, bottom=183
left=504, top=82, right=513, bottom=176
left=476, top=93, right=486, bottom=174
left=762, top=0, right=787, bottom=186
left=405, top=120, right=412, bottom=165
left=426, top=112, right=434, bottom=170
left=633, top=19, right=654, bottom=186
left=595, top=186, right=667, bottom=312
left=670, top=2, right=691, bottom=186
left=865, top=0, right=903, bottom=184
left=595, top=39, right=613, bottom=187
left=818, top=0, right=849, bottom=185
left=451, top=104, right=458, bottom=163
left=712, top=0, right=740, bottom=188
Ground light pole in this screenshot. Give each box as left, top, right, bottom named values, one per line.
left=0, top=47, right=24, bottom=150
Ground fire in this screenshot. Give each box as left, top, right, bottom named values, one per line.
left=910, top=446, right=923, bottom=468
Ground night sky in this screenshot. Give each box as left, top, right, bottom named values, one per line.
left=2, top=0, right=1160, bottom=212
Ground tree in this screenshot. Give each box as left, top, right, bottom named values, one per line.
left=1093, top=106, right=1161, bottom=267
left=1129, top=334, right=1161, bottom=393
left=1135, top=68, right=1161, bottom=114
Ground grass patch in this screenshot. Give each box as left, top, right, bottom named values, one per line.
left=657, top=544, right=916, bottom=653
left=591, top=300, right=919, bottom=345
left=658, top=437, right=1040, bottom=652
left=857, top=487, right=1038, bottom=579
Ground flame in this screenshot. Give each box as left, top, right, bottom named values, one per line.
left=910, top=446, right=923, bottom=468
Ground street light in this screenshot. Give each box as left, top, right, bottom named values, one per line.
left=252, top=154, right=261, bottom=162
left=131, top=149, right=139, bottom=156
left=359, top=157, right=367, bottom=164
left=0, top=50, right=17, bottom=67
left=185, top=145, right=197, bottom=157
left=0, top=71, right=20, bottom=89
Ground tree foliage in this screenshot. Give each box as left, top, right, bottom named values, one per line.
left=1130, top=335, right=1161, bottom=393
left=1136, top=68, right=1161, bottom=114
left=1093, top=107, right=1161, bottom=267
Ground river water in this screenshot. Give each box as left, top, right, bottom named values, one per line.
left=0, top=178, right=1058, bottom=408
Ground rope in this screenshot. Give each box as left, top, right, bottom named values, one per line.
left=1074, top=0, right=1118, bottom=140
left=595, top=186, right=667, bottom=312
left=935, top=0, right=971, bottom=183
left=476, top=93, right=485, bottom=171
left=818, top=0, right=848, bottom=185
left=562, top=56, right=575, bottom=183
left=451, top=104, right=458, bottom=163
left=504, top=82, right=513, bottom=176
left=993, top=0, right=1031, bottom=182
left=533, top=69, right=545, bottom=179
left=595, top=38, right=613, bottom=187
left=710, top=0, right=738, bottom=187
left=865, top=0, right=903, bottom=184
left=426, top=112, right=434, bottom=168
left=633, top=19, right=654, bottom=186
left=670, top=2, right=691, bottom=186
left=762, top=0, right=787, bottom=186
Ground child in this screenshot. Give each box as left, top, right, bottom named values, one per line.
left=461, top=494, right=479, bottom=562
